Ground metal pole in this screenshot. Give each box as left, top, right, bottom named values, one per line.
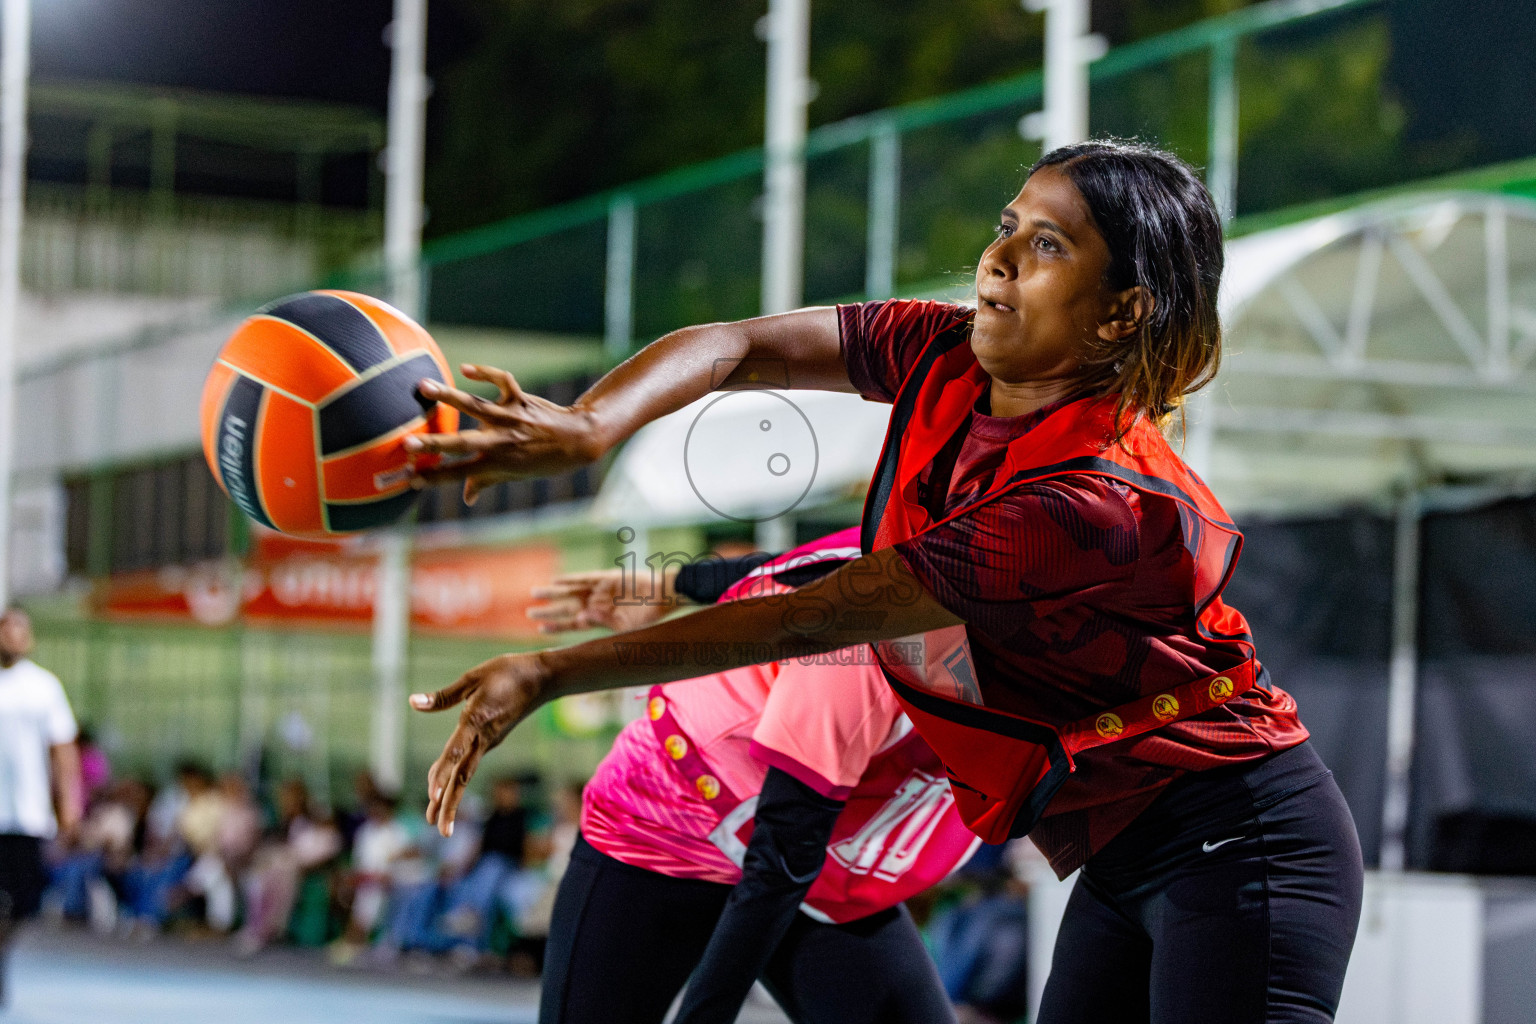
left=605, top=194, right=636, bottom=358
left=86, top=121, right=111, bottom=206
left=755, top=515, right=795, bottom=555
left=1206, top=34, right=1239, bottom=224
left=1188, top=30, right=1237, bottom=481
left=758, top=0, right=811, bottom=549
left=370, top=530, right=411, bottom=794
left=372, top=0, right=429, bottom=795
left=150, top=97, right=177, bottom=212
left=384, top=0, right=428, bottom=318
left=760, top=0, right=810, bottom=315
left=1486, top=199, right=1509, bottom=379
left=1022, top=0, right=1098, bottom=153
left=864, top=119, right=900, bottom=300
left=0, top=0, right=30, bottom=610
left=1379, top=488, right=1422, bottom=872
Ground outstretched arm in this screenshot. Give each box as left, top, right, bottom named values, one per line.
left=411, top=545, right=961, bottom=835
left=523, top=554, right=776, bottom=634
left=407, top=307, right=849, bottom=502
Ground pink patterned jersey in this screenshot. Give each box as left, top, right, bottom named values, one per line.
left=581, top=662, right=778, bottom=883
left=580, top=529, right=981, bottom=923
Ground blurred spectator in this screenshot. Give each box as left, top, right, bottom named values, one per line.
left=75, top=726, right=112, bottom=809
left=374, top=795, right=484, bottom=965
left=30, top=766, right=606, bottom=988
left=97, top=779, right=150, bottom=866
left=235, top=778, right=342, bottom=955
left=143, top=762, right=196, bottom=852
left=925, top=840, right=1034, bottom=1024
left=46, top=778, right=148, bottom=933
left=482, top=775, right=530, bottom=869
left=506, top=781, right=584, bottom=974
left=178, top=770, right=226, bottom=859
left=544, top=783, right=582, bottom=882
left=119, top=763, right=209, bottom=934
left=431, top=776, right=529, bottom=956
left=0, top=608, right=82, bottom=1007
left=182, top=773, right=261, bottom=933
left=98, top=779, right=151, bottom=925
left=331, top=791, right=419, bottom=964
left=337, top=770, right=382, bottom=855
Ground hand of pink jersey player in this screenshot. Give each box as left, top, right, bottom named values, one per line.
left=404, top=364, right=603, bottom=506
left=526, top=567, right=686, bottom=635
left=411, top=652, right=550, bottom=837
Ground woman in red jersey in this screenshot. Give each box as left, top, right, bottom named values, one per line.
left=406, top=140, right=1363, bottom=1024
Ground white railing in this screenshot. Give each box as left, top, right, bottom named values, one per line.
left=22, top=185, right=380, bottom=300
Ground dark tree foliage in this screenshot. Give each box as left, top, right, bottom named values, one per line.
left=35, top=0, right=1536, bottom=237
left=1389, top=0, right=1536, bottom=169
left=424, top=0, right=1260, bottom=237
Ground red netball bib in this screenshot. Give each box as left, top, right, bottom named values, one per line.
left=862, top=332, right=1256, bottom=844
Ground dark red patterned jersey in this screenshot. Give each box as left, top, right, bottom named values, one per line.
left=840, top=299, right=1309, bottom=877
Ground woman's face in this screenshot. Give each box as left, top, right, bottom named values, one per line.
left=971, top=165, right=1124, bottom=390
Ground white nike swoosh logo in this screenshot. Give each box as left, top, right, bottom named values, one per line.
left=1202, top=835, right=1246, bottom=853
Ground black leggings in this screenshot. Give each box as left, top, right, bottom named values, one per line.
left=1038, top=741, right=1364, bottom=1024
left=539, top=836, right=955, bottom=1024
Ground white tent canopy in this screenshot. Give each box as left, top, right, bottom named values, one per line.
left=590, top=388, right=891, bottom=527
left=1209, top=191, right=1536, bottom=513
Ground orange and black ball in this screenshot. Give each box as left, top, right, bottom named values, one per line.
left=200, top=290, right=458, bottom=536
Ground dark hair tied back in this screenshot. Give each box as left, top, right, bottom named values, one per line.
left=1029, top=139, right=1224, bottom=441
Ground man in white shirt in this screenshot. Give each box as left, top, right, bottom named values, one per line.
left=0, top=608, right=82, bottom=1006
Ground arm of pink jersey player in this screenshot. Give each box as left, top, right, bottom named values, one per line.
left=410, top=545, right=963, bottom=836
left=404, top=307, right=851, bottom=503
left=526, top=566, right=683, bottom=635
left=525, top=554, right=777, bottom=635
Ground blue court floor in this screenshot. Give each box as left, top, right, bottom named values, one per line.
left=1, top=927, right=791, bottom=1024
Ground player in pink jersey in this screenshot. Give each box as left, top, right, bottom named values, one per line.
left=529, top=529, right=977, bottom=1024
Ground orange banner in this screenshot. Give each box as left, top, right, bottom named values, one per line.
left=96, top=535, right=560, bottom=639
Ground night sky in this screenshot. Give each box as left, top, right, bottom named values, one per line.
left=28, top=0, right=483, bottom=207
left=30, top=0, right=470, bottom=111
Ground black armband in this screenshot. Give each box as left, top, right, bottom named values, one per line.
left=674, top=553, right=776, bottom=605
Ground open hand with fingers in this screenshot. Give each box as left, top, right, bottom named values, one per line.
left=410, top=651, right=552, bottom=836
left=527, top=567, right=684, bottom=635
left=404, top=363, right=605, bottom=505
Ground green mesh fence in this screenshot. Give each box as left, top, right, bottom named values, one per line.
left=1233, top=5, right=1437, bottom=218
left=896, top=107, right=1044, bottom=294
left=633, top=176, right=765, bottom=338
left=389, top=0, right=1408, bottom=356
left=428, top=218, right=609, bottom=335
left=803, top=141, right=871, bottom=303
left=33, top=619, right=622, bottom=807
left=1089, top=48, right=1211, bottom=172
